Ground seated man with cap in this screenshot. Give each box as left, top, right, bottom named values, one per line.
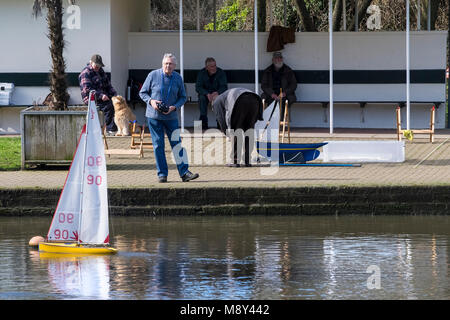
left=79, top=54, right=118, bottom=135
left=261, top=51, right=297, bottom=119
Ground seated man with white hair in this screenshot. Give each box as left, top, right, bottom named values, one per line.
left=261, top=51, right=297, bottom=118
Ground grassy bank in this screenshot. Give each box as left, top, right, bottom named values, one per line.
left=0, top=137, right=21, bottom=171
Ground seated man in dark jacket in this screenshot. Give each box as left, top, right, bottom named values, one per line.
left=79, top=54, right=117, bottom=135
left=261, top=51, right=297, bottom=120
left=195, top=57, right=228, bottom=130
left=212, top=88, right=263, bottom=167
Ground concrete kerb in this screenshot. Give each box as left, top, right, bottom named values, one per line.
left=2, top=129, right=450, bottom=215
left=1, top=185, right=450, bottom=216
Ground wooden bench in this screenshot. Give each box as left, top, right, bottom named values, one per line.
left=265, top=99, right=443, bottom=143
left=129, top=121, right=153, bottom=151
left=128, top=60, right=447, bottom=130
left=396, top=105, right=435, bottom=142
left=290, top=100, right=444, bottom=127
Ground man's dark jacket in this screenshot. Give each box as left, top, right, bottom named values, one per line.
left=195, top=67, right=228, bottom=96
left=212, top=88, right=263, bottom=134
left=260, top=64, right=297, bottom=100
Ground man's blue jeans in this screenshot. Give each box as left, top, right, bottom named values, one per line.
left=147, top=117, right=189, bottom=178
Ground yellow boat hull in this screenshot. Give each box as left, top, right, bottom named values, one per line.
left=39, top=242, right=118, bottom=255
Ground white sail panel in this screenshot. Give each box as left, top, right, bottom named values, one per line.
left=254, top=100, right=280, bottom=142
left=79, top=96, right=110, bottom=244
left=47, top=126, right=86, bottom=242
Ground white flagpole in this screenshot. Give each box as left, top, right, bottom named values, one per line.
left=254, top=0, right=259, bottom=94
left=329, top=0, right=334, bottom=134
left=180, top=0, right=185, bottom=132
left=406, top=0, right=410, bottom=130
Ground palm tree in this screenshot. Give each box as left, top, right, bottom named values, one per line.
left=32, top=0, right=75, bottom=110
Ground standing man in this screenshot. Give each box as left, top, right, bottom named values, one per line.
left=139, top=53, right=199, bottom=183
left=79, top=54, right=118, bottom=135
left=195, top=57, right=228, bottom=130
left=261, top=51, right=297, bottom=118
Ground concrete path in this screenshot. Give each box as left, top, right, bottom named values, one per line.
left=2, top=128, right=450, bottom=189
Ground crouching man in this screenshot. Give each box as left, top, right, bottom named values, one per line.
left=212, top=88, right=263, bottom=167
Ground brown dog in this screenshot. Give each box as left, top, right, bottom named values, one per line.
left=111, top=95, right=136, bottom=136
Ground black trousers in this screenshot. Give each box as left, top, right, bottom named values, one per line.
left=198, top=94, right=210, bottom=129
left=97, top=99, right=117, bottom=132
left=229, top=93, right=261, bottom=165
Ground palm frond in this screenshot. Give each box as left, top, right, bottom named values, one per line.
left=33, top=0, right=77, bottom=18
left=32, top=0, right=46, bottom=18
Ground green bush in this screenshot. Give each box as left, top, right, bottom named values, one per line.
left=204, top=0, right=249, bottom=31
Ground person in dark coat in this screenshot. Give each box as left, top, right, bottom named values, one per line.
left=195, top=57, right=228, bottom=130
left=212, top=88, right=263, bottom=167
left=79, top=54, right=118, bottom=135
left=260, top=51, right=297, bottom=119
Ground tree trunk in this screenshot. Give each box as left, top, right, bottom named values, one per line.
left=418, top=0, right=441, bottom=30
left=349, top=0, right=374, bottom=31
left=294, top=0, right=316, bottom=31
left=447, top=0, right=449, bottom=128
left=151, top=0, right=171, bottom=12
left=428, top=0, right=441, bottom=30
left=47, top=0, right=69, bottom=110
left=333, top=0, right=344, bottom=31
left=258, top=0, right=266, bottom=31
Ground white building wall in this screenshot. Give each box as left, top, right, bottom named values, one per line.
left=0, top=0, right=120, bottom=134
left=110, top=0, right=132, bottom=99
left=129, top=31, right=447, bottom=129
left=0, top=0, right=112, bottom=105
left=0, top=0, right=447, bottom=134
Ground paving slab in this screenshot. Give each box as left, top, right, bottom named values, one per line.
left=1, top=128, right=450, bottom=189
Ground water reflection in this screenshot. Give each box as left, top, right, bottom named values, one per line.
left=0, top=216, right=450, bottom=299
left=37, top=253, right=111, bottom=299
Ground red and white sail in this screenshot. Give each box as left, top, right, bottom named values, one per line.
left=47, top=92, right=110, bottom=245
left=46, top=126, right=86, bottom=242
left=79, top=92, right=109, bottom=244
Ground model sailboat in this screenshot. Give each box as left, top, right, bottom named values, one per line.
left=254, top=98, right=327, bottom=164
left=39, top=92, right=117, bottom=254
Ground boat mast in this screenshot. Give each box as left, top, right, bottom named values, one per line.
left=78, top=91, right=93, bottom=244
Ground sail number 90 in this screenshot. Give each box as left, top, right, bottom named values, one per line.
left=87, top=174, right=102, bottom=185
left=86, top=156, right=103, bottom=186
left=54, top=229, right=69, bottom=240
